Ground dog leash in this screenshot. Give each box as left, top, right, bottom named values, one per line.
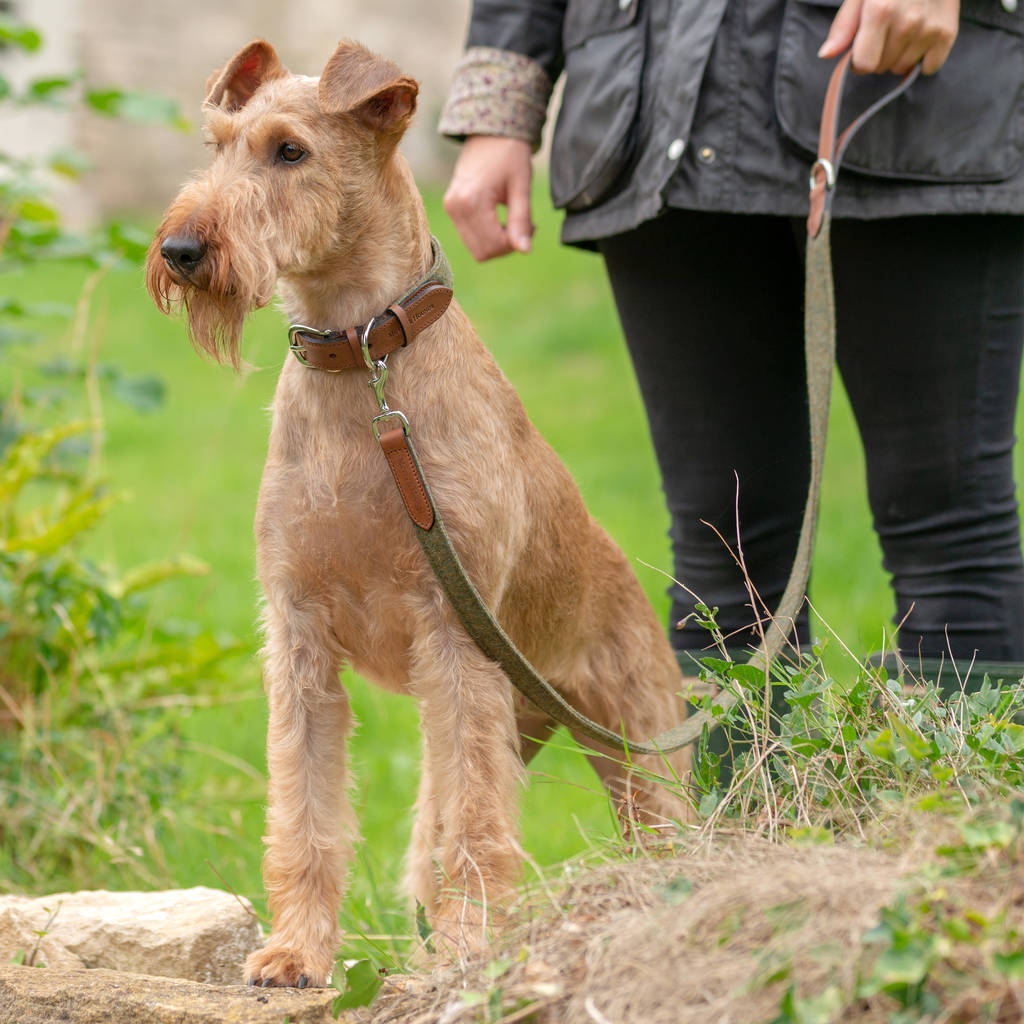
left=331, top=53, right=919, bottom=755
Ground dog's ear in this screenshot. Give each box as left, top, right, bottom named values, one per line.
left=319, top=40, right=418, bottom=144
left=206, top=40, right=287, bottom=112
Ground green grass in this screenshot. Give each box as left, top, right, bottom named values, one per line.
left=0, top=185, right=948, bottom=956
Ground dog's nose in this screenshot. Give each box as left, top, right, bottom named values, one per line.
left=161, top=235, right=206, bottom=277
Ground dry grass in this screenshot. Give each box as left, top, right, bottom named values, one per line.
left=355, top=804, right=1024, bottom=1024
left=337, top=635, right=1024, bottom=1024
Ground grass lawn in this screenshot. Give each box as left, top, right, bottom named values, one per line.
left=1, top=183, right=945, bottom=952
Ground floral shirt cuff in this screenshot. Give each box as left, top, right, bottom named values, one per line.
left=439, top=46, right=553, bottom=150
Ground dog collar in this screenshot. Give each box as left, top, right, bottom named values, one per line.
left=288, top=235, right=454, bottom=372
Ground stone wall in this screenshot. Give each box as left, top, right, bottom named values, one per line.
left=1, top=0, right=472, bottom=220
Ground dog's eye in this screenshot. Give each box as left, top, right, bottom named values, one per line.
left=278, top=141, right=306, bottom=164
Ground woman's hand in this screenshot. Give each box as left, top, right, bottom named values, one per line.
left=819, top=0, right=960, bottom=75
left=443, top=135, right=534, bottom=262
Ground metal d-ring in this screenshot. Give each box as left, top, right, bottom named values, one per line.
left=372, top=409, right=410, bottom=442
left=809, top=158, right=836, bottom=192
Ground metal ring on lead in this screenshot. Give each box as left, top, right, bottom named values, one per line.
left=809, top=158, right=836, bottom=192
left=372, top=409, right=410, bottom=443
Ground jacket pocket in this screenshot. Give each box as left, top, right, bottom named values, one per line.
left=550, top=0, right=645, bottom=211
left=774, top=0, right=1024, bottom=182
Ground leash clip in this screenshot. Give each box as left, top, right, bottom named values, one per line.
left=362, top=315, right=413, bottom=445
left=361, top=315, right=392, bottom=413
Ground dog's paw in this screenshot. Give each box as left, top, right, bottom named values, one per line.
left=244, top=944, right=331, bottom=988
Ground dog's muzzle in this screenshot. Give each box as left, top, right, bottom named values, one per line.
left=161, top=234, right=207, bottom=278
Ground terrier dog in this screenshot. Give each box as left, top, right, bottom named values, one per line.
left=147, top=39, right=691, bottom=987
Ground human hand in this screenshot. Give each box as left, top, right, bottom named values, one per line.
left=443, top=136, right=534, bottom=261
left=818, top=0, right=959, bottom=75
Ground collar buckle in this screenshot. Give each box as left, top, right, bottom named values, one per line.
left=288, top=324, right=333, bottom=368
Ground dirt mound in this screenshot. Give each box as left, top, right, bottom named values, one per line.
left=362, top=824, right=1024, bottom=1023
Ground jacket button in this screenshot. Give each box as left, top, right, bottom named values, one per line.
left=698, top=146, right=716, bottom=164
left=618, top=0, right=632, bottom=9
left=1002, top=0, right=1017, bottom=12
left=667, top=138, right=685, bottom=160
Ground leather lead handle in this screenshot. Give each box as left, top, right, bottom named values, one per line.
left=379, top=427, right=435, bottom=531
left=808, top=53, right=920, bottom=238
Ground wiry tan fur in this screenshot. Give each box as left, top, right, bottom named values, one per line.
left=147, top=38, right=692, bottom=988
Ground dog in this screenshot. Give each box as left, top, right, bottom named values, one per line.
left=147, top=38, right=692, bottom=988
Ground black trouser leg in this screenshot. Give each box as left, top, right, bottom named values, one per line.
left=600, top=210, right=811, bottom=661
left=832, top=214, right=1024, bottom=664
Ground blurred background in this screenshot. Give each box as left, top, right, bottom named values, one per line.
left=7, top=0, right=473, bottom=219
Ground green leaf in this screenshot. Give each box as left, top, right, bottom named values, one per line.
left=48, top=149, right=92, bottom=179
left=482, top=957, right=510, bottom=981
left=331, top=959, right=383, bottom=1012
left=699, top=790, right=722, bottom=817
left=24, top=76, right=76, bottom=102
left=958, top=820, right=1016, bottom=851
left=111, top=374, right=166, bottom=413
left=4, top=491, right=117, bottom=556
left=0, top=19, right=42, bottom=52
left=889, top=716, right=933, bottom=762
left=105, top=221, right=151, bottom=264
left=415, top=901, right=432, bottom=948
left=860, top=933, right=938, bottom=998
left=789, top=826, right=833, bottom=846
left=700, top=657, right=734, bottom=676
left=85, top=88, right=189, bottom=131
left=1000, top=722, right=1024, bottom=753
left=862, top=729, right=898, bottom=764
left=113, top=555, right=208, bottom=598
left=655, top=875, right=693, bottom=905
left=729, top=663, right=769, bottom=691
left=16, top=198, right=59, bottom=223
left=994, top=948, right=1024, bottom=978
left=771, top=984, right=844, bottom=1024
left=488, top=987, right=504, bottom=1020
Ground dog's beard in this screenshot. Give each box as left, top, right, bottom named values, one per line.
left=146, top=203, right=277, bottom=369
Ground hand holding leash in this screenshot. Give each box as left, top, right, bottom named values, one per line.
left=819, top=0, right=959, bottom=75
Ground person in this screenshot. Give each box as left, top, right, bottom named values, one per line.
left=439, top=0, right=1024, bottom=682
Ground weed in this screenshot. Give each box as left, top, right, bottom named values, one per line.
left=685, top=640, right=1024, bottom=841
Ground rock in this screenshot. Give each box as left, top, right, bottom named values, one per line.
left=0, top=904, right=85, bottom=971
left=0, top=965, right=345, bottom=1024
left=0, top=888, right=262, bottom=984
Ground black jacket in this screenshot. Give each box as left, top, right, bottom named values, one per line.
left=449, top=0, right=1024, bottom=244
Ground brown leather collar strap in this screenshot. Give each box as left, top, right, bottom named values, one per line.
left=289, top=236, right=454, bottom=372
left=808, top=54, right=921, bottom=238
left=290, top=281, right=453, bottom=371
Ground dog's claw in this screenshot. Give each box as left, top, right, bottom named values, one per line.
left=247, top=978, right=255, bottom=987
left=261, top=977, right=274, bottom=988
left=298, top=975, right=308, bottom=989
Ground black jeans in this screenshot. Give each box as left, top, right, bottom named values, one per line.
left=600, top=210, right=1024, bottom=665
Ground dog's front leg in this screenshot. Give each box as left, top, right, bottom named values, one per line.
left=244, top=607, right=354, bottom=988
left=406, top=624, right=524, bottom=956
